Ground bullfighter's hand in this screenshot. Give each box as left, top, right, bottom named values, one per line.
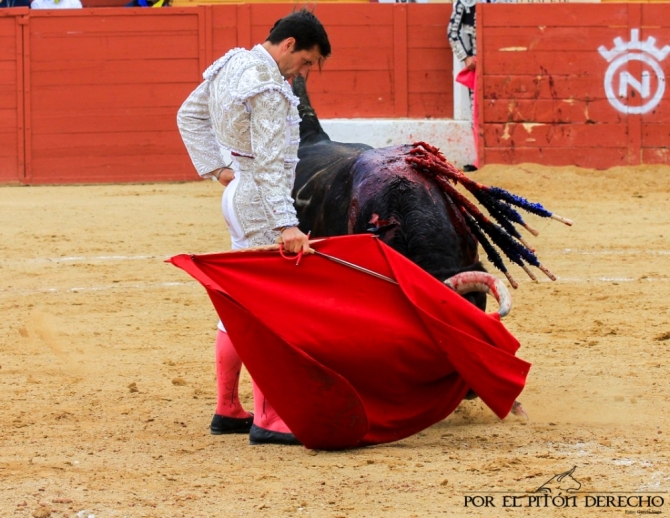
left=464, top=56, right=476, bottom=71
left=217, top=168, right=235, bottom=187
left=280, top=226, right=313, bottom=255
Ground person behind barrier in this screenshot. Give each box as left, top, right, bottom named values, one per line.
left=176, top=10, right=331, bottom=446
left=30, top=0, right=81, bottom=8
left=0, top=0, right=31, bottom=7
left=447, top=0, right=495, bottom=172
left=124, top=0, right=170, bottom=7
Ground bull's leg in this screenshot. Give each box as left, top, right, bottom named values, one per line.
left=461, top=391, right=529, bottom=420
left=511, top=400, right=529, bottom=419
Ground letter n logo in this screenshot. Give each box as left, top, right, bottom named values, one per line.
left=599, top=29, right=669, bottom=114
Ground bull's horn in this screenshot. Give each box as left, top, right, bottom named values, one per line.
left=444, top=271, right=512, bottom=318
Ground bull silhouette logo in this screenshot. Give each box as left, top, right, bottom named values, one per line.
left=599, top=29, right=670, bottom=115
left=535, top=466, right=582, bottom=494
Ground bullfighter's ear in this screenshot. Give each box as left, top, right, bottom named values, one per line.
left=282, top=37, right=296, bottom=52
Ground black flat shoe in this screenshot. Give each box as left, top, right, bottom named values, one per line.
left=462, top=164, right=478, bottom=173
left=210, top=413, right=254, bottom=435
left=249, top=424, right=301, bottom=446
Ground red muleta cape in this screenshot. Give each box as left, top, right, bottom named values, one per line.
left=169, top=234, right=530, bottom=450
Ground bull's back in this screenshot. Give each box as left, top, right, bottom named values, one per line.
left=294, top=142, right=479, bottom=280
left=349, top=146, right=479, bottom=281
left=293, top=141, right=371, bottom=236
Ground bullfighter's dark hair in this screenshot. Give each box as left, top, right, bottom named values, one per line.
left=406, top=142, right=572, bottom=289
left=266, top=9, right=331, bottom=60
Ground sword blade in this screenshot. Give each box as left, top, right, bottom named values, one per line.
left=312, top=250, right=398, bottom=285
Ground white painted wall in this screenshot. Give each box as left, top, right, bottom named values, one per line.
left=320, top=119, right=476, bottom=168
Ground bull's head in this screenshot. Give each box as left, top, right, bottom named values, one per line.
left=367, top=213, right=512, bottom=317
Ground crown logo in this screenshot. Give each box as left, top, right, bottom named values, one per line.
left=599, top=28, right=668, bottom=115
left=599, top=29, right=670, bottom=62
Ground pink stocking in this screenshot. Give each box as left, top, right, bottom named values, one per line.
left=252, top=380, right=292, bottom=433
left=215, top=331, right=251, bottom=419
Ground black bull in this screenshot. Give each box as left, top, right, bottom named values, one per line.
left=291, top=77, right=487, bottom=311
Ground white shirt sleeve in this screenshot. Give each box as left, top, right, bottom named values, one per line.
left=176, top=81, right=228, bottom=178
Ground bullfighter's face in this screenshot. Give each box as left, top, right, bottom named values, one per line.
left=277, top=40, right=322, bottom=80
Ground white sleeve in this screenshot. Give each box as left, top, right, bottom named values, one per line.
left=177, top=81, right=227, bottom=178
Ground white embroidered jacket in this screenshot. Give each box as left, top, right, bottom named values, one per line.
left=177, top=45, right=301, bottom=246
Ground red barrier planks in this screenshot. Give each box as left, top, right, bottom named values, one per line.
left=484, top=146, right=628, bottom=170
left=480, top=3, right=628, bottom=28
left=30, top=59, right=201, bottom=87
left=31, top=107, right=182, bottom=135
left=23, top=10, right=203, bottom=184
left=407, top=4, right=452, bottom=118
left=483, top=123, right=628, bottom=149
left=393, top=4, right=408, bottom=117
left=210, top=4, right=240, bottom=59
left=479, top=2, right=670, bottom=168
left=642, top=124, right=670, bottom=148
left=0, top=13, right=23, bottom=184
left=29, top=153, right=195, bottom=184
left=483, top=99, right=625, bottom=125
left=642, top=147, right=670, bottom=165
left=482, top=75, right=607, bottom=102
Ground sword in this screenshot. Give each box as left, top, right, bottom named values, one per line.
left=312, top=250, right=398, bottom=285
left=221, top=240, right=398, bottom=285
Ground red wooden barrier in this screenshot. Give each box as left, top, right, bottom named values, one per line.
left=210, top=3, right=453, bottom=118
left=1, top=4, right=454, bottom=185
left=26, top=9, right=203, bottom=183
left=478, top=3, right=670, bottom=168
left=0, top=9, right=27, bottom=184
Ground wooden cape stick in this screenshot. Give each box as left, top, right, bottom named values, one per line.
left=209, top=238, right=325, bottom=254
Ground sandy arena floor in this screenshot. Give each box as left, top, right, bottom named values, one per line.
left=1, top=163, right=669, bottom=517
